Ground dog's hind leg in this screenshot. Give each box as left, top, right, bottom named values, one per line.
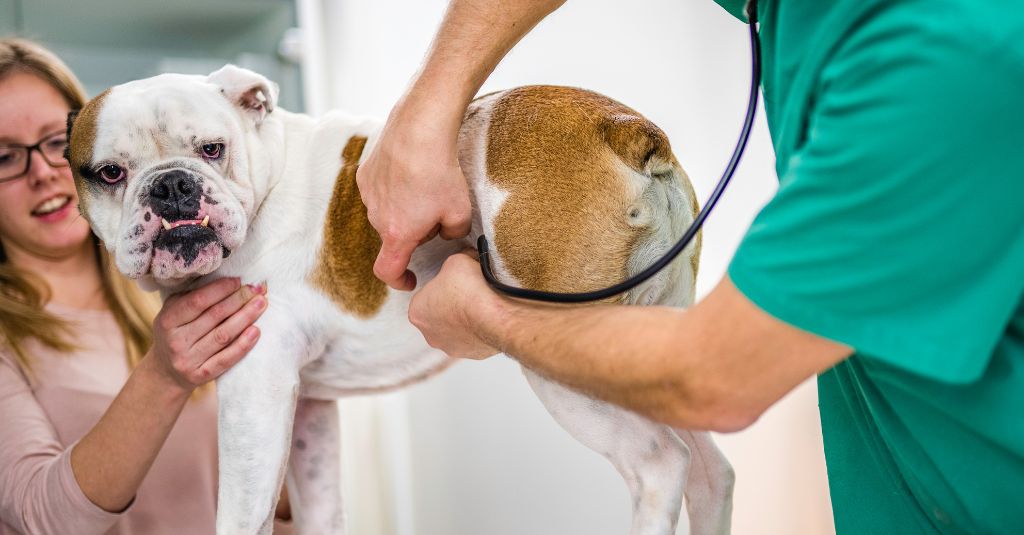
left=286, top=398, right=345, bottom=534
left=523, top=368, right=690, bottom=535
left=674, top=429, right=734, bottom=535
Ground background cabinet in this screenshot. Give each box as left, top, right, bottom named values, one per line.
left=1, top=0, right=303, bottom=110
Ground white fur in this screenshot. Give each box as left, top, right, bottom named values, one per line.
left=80, top=67, right=733, bottom=535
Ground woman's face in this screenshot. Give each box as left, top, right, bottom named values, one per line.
left=0, top=72, right=92, bottom=264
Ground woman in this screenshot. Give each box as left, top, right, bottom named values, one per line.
left=0, top=38, right=285, bottom=534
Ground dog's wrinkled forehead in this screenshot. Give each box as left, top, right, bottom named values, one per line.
left=68, top=66, right=277, bottom=196
left=97, top=75, right=237, bottom=159
left=68, top=74, right=233, bottom=185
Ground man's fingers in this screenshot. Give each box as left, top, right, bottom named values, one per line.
left=374, top=238, right=418, bottom=291
left=191, top=294, right=268, bottom=358
left=414, top=224, right=441, bottom=248
left=193, top=326, right=261, bottom=384
left=161, top=277, right=241, bottom=327
left=439, top=209, right=472, bottom=240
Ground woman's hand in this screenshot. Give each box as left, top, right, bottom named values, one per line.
left=71, top=277, right=268, bottom=512
left=147, top=277, right=268, bottom=392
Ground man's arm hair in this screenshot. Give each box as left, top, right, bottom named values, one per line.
left=408, top=0, right=568, bottom=116
left=478, top=277, right=853, bottom=432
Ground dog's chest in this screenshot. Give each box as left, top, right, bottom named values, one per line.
left=216, top=113, right=450, bottom=397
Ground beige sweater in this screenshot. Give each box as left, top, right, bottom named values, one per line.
left=0, top=305, right=222, bottom=535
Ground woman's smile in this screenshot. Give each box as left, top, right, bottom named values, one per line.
left=30, top=193, right=74, bottom=223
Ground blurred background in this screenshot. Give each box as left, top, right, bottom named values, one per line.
left=2, top=0, right=834, bottom=533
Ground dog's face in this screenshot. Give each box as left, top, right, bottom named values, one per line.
left=67, top=65, right=279, bottom=288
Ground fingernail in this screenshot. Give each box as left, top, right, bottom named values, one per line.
left=253, top=296, right=267, bottom=310
left=245, top=283, right=266, bottom=295
left=245, top=326, right=259, bottom=340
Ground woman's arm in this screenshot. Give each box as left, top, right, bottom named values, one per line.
left=1, top=278, right=265, bottom=532
left=70, top=277, right=266, bottom=512
left=0, top=356, right=116, bottom=533
left=357, top=0, right=567, bottom=291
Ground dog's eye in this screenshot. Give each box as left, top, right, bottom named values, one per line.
left=98, top=164, right=125, bottom=184
left=201, top=143, right=224, bottom=160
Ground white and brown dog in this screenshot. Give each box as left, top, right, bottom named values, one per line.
left=67, top=65, right=734, bottom=535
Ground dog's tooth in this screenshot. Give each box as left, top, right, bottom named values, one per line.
left=201, top=215, right=210, bottom=227
left=162, top=218, right=172, bottom=230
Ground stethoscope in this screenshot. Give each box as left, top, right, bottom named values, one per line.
left=478, top=1, right=761, bottom=303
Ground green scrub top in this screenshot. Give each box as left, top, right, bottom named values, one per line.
left=714, top=0, right=1024, bottom=533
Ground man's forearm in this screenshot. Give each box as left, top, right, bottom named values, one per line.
left=408, top=0, right=567, bottom=112
left=466, top=276, right=852, bottom=432
left=476, top=299, right=736, bottom=429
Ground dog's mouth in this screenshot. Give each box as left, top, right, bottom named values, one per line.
left=152, top=215, right=230, bottom=270
left=160, top=215, right=210, bottom=231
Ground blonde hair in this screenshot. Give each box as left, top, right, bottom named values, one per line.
left=0, top=37, right=160, bottom=372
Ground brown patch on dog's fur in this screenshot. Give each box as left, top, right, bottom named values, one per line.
left=601, top=113, right=673, bottom=173
left=66, top=89, right=111, bottom=217
left=485, top=86, right=699, bottom=299
left=309, top=136, right=387, bottom=317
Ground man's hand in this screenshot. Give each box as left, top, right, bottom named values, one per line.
left=408, top=250, right=502, bottom=359
left=357, top=95, right=472, bottom=291
left=356, top=0, right=567, bottom=291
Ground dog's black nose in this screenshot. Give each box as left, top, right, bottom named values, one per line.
left=149, top=170, right=201, bottom=220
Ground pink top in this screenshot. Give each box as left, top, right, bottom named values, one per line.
left=0, top=305, right=228, bottom=535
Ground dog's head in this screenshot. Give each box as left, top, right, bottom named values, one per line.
left=67, top=65, right=279, bottom=289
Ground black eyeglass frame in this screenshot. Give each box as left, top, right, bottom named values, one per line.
left=0, top=130, right=71, bottom=184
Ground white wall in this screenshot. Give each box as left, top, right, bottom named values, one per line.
left=304, top=0, right=834, bottom=533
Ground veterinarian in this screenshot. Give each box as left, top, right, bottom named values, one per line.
left=0, top=38, right=291, bottom=534
left=357, top=0, right=1024, bottom=532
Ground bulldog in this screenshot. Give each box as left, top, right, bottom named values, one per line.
left=67, top=65, right=734, bottom=535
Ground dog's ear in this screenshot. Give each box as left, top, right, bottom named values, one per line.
left=208, top=64, right=279, bottom=125
left=65, top=109, right=80, bottom=162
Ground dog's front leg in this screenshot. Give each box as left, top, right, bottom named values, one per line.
left=215, top=313, right=305, bottom=535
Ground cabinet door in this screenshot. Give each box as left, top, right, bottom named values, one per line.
left=14, top=0, right=303, bottom=111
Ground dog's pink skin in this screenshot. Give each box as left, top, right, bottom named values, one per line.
left=151, top=239, right=223, bottom=280
left=143, top=197, right=239, bottom=281
left=117, top=208, right=165, bottom=278
left=200, top=197, right=242, bottom=248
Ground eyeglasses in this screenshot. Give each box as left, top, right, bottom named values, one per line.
left=0, top=131, right=70, bottom=184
